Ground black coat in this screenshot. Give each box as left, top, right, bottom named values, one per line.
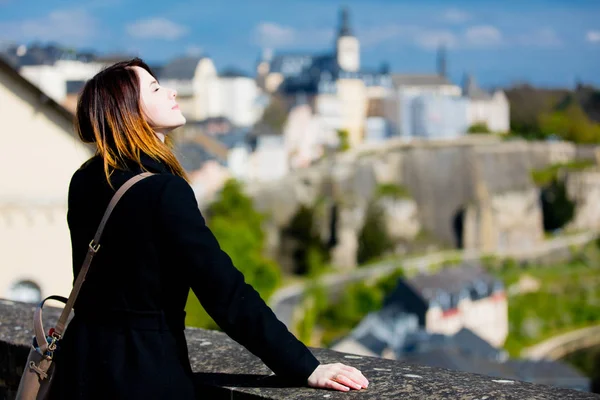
left=49, top=154, right=319, bottom=399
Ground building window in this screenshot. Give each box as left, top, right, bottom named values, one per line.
left=7, top=280, right=42, bottom=304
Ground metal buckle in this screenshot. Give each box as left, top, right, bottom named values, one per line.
left=48, top=332, right=61, bottom=351
left=88, top=240, right=101, bottom=253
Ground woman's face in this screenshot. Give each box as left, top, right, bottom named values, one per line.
left=133, top=66, right=186, bottom=133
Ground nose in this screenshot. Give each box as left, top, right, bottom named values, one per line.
left=169, top=88, right=177, bottom=99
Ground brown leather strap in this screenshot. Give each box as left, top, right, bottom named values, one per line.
left=51, top=172, right=154, bottom=337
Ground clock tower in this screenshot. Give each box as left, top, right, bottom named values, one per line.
left=336, top=7, right=360, bottom=72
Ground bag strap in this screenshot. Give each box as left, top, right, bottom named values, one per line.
left=35, top=172, right=154, bottom=354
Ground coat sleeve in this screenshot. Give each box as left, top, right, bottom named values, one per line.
left=157, top=176, right=320, bottom=383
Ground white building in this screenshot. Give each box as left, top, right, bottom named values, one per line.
left=0, top=57, right=93, bottom=302
left=385, top=74, right=463, bottom=138
left=159, top=57, right=262, bottom=127
left=219, top=70, right=263, bottom=127
left=463, top=74, right=510, bottom=133
left=283, top=103, right=338, bottom=169
left=20, top=59, right=104, bottom=104
left=256, top=7, right=392, bottom=147
left=228, top=134, right=289, bottom=183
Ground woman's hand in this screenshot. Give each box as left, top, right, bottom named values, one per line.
left=307, top=363, right=369, bottom=392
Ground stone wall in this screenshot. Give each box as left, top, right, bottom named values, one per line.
left=566, top=168, right=600, bottom=232
left=0, top=299, right=596, bottom=399
left=244, top=140, right=599, bottom=269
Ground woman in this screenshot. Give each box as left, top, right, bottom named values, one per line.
left=49, top=58, right=368, bottom=399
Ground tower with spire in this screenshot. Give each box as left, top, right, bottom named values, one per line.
left=437, top=44, right=447, bottom=78
left=336, top=6, right=360, bottom=72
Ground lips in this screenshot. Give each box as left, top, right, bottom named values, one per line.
left=172, top=104, right=180, bottom=110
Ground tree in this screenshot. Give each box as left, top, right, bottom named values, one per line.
left=467, top=122, right=491, bottom=134
left=538, top=102, right=600, bottom=144
left=283, top=205, right=330, bottom=276
left=185, top=179, right=281, bottom=329
left=337, top=129, right=350, bottom=151
left=357, top=202, right=393, bottom=265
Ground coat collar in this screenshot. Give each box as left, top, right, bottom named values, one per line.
left=139, top=152, right=172, bottom=174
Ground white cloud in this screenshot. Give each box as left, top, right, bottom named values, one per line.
left=587, top=30, right=600, bottom=43
left=464, top=25, right=503, bottom=47
left=0, top=9, right=98, bottom=45
left=254, top=22, right=296, bottom=48
left=516, top=28, right=562, bottom=47
left=252, top=22, right=333, bottom=49
left=360, top=25, right=414, bottom=46
left=441, top=9, right=471, bottom=24
left=126, top=18, right=188, bottom=40
left=186, top=45, right=203, bottom=56
left=415, top=30, right=458, bottom=50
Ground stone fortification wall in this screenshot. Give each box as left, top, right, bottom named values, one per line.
left=244, top=140, right=599, bottom=268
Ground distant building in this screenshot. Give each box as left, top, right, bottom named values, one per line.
left=158, top=56, right=222, bottom=122
left=247, top=134, right=289, bottom=182
left=384, top=55, right=463, bottom=139
left=386, top=263, right=508, bottom=347
left=332, top=299, right=589, bottom=392
left=256, top=7, right=393, bottom=147
left=463, top=74, right=510, bottom=133
left=411, top=95, right=470, bottom=139
left=283, top=103, right=338, bottom=168
left=0, top=43, right=133, bottom=111
left=0, top=56, right=92, bottom=302
left=219, top=69, right=263, bottom=127
left=159, top=57, right=262, bottom=127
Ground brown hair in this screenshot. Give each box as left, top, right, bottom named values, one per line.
left=75, top=57, right=188, bottom=184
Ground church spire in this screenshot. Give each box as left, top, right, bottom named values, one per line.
left=338, top=6, right=353, bottom=37
left=437, top=44, right=447, bottom=78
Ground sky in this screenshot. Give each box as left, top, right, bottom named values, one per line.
left=0, top=0, right=599, bottom=89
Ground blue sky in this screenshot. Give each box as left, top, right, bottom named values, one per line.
left=1, top=0, right=599, bottom=88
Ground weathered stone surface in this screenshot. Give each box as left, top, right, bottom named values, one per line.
left=2, top=299, right=598, bottom=399
left=330, top=205, right=365, bottom=270
left=377, top=197, right=421, bottom=242
left=567, top=168, right=600, bottom=232
left=243, top=141, right=599, bottom=270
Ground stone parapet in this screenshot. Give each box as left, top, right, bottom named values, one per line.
left=1, top=299, right=597, bottom=399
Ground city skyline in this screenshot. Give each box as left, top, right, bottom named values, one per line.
left=1, top=0, right=599, bottom=88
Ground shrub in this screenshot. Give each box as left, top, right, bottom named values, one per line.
left=357, top=202, right=393, bottom=265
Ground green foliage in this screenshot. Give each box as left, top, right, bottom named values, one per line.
left=467, top=122, right=491, bottom=134
left=492, top=245, right=600, bottom=356
left=357, top=202, right=393, bottom=265
left=337, top=129, right=350, bottom=152
left=316, top=268, right=405, bottom=346
left=185, top=179, right=281, bottom=330
left=375, top=183, right=412, bottom=200
left=295, top=281, right=328, bottom=345
left=530, top=160, right=594, bottom=187
left=505, top=85, right=600, bottom=143
left=284, top=205, right=330, bottom=276
left=538, top=102, right=600, bottom=144
left=185, top=291, right=220, bottom=330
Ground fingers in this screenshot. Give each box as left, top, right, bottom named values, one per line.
left=326, top=379, right=350, bottom=392
left=307, top=363, right=370, bottom=392
left=333, top=373, right=363, bottom=390
left=339, top=364, right=369, bottom=388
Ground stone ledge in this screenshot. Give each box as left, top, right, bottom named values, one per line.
left=1, top=299, right=598, bottom=399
